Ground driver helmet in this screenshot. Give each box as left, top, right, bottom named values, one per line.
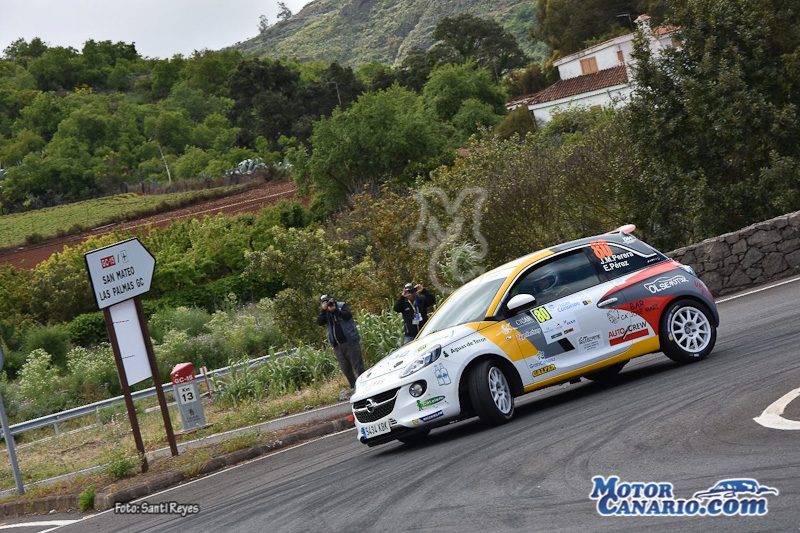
left=532, top=269, right=557, bottom=292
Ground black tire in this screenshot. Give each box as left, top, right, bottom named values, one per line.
left=660, top=299, right=716, bottom=364
left=397, top=429, right=430, bottom=445
left=468, top=359, right=515, bottom=425
left=584, top=361, right=627, bottom=382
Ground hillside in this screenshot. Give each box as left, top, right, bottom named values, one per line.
left=232, top=0, right=546, bottom=67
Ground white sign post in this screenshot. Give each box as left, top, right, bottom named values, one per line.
left=85, top=238, right=178, bottom=472
left=84, top=238, right=155, bottom=310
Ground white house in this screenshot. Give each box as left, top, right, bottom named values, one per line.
left=507, top=16, right=678, bottom=125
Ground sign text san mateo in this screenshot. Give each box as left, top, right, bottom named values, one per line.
left=84, top=238, right=155, bottom=309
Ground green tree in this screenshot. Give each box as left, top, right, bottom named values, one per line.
left=421, top=62, right=506, bottom=125
left=624, top=0, right=800, bottom=249
left=294, top=85, right=454, bottom=210
left=433, top=13, right=528, bottom=80
left=533, top=0, right=668, bottom=58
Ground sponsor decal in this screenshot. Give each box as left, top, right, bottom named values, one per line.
left=450, top=337, right=486, bottom=355
left=607, top=309, right=629, bottom=325
left=622, top=235, right=636, bottom=244
left=629, top=299, right=645, bottom=311
left=590, top=476, right=778, bottom=517
left=563, top=327, right=574, bottom=335
left=496, top=323, right=514, bottom=336
left=416, top=396, right=445, bottom=411
left=514, top=315, right=534, bottom=327
left=532, top=306, right=552, bottom=323
left=420, top=410, right=444, bottom=422
left=536, top=352, right=548, bottom=360
left=578, top=331, right=603, bottom=353
left=516, top=328, right=542, bottom=341
left=434, top=363, right=451, bottom=385
left=609, top=321, right=649, bottom=346
left=530, top=357, right=556, bottom=369
left=582, top=299, right=592, bottom=305
left=644, top=274, right=688, bottom=294
left=415, top=344, right=429, bottom=352
left=532, top=364, right=556, bottom=378
left=695, top=280, right=713, bottom=300
left=647, top=257, right=661, bottom=264
left=555, top=300, right=581, bottom=313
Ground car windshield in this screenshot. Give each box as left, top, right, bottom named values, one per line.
left=418, top=269, right=510, bottom=336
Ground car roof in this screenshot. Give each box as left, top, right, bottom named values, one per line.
left=480, top=230, right=640, bottom=316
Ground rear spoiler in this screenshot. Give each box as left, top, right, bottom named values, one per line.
left=604, top=224, right=636, bottom=235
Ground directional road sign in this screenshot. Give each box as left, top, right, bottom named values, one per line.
left=84, top=238, right=156, bottom=310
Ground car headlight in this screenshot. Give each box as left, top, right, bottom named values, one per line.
left=400, top=345, right=442, bottom=378
left=678, top=263, right=696, bottom=276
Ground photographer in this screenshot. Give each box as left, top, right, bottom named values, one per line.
left=394, top=283, right=435, bottom=344
left=316, top=294, right=365, bottom=390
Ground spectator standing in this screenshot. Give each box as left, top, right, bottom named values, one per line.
left=317, top=294, right=365, bottom=390
left=394, top=283, right=435, bottom=344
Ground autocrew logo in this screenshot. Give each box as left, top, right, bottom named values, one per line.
left=644, top=274, right=688, bottom=294
left=590, top=476, right=778, bottom=517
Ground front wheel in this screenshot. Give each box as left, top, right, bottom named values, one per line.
left=660, top=300, right=716, bottom=364
left=468, top=360, right=514, bottom=425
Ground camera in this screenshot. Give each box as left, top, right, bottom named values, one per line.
left=326, top=298, right=336, bottom=306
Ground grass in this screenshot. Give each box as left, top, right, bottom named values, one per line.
left=0, top=185, right=249, bottom=249
left=0, top=375, right=349, bottom=494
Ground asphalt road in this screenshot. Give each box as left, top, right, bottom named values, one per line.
left=43, top=277, right=800, bottom=532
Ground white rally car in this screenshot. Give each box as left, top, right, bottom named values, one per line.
left=350, top=228, right=719, bottom=447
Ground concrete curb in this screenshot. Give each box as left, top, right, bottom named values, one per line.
left=0, top=415, right=354, bottom=517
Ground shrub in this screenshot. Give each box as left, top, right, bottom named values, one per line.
left=213, top=359, right=265, bottom=408
left=78, top=484, right=96, bottom=511
left=66, top=312, right=107, bottom=347
left=148, top=306, right=211, bottom=344
left=20, top=325, right=70, bottom=369
left=17, top=349, right=68, bottom=415
left=105, top=451, right=139, bottom=480
left=357, top=308, right=404, bottom=366
left=65, top=344, right=120, bottom=400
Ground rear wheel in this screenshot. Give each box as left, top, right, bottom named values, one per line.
left=660, top=300, right=716, bottom=364
left=468, top=360, right=514, bottom=425
left=584, top=361, right=627, bottom=382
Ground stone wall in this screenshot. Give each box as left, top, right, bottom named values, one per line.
left=667, top=210, right=800, bottom=296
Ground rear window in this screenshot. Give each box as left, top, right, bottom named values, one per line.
left=586, top=239, right=667, bottom=280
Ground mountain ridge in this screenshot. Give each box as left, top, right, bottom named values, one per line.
left=232, top=0, right=544, bottom=67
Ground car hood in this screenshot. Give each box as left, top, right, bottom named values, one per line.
left=353, top=325, right=475, bottom=397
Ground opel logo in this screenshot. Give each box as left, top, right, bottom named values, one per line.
left=365, top=399, right=378, bottom=413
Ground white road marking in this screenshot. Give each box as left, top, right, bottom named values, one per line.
left=753, top=387, right=800, bottom=430
left=717, top=275, right=800, bottom=303
left=0, top=521, right=78, bottom=529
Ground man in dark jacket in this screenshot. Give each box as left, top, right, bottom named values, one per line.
left=394, top=283, right=435, bottom=344
left=317, top=294, right=365, bottom=389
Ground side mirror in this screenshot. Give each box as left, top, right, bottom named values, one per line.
left=507, top=293, right=536, bottom=314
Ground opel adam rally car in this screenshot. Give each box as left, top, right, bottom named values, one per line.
left=350, top=226, right=719, bottom=447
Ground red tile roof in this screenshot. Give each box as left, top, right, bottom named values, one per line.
left=525, top=65, right=629, bottom=106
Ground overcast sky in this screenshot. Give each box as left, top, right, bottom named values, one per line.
left=0, top=0, right=312, bottom=59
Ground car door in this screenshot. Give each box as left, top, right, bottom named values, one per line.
left=501, top=248, right=630, bottom=383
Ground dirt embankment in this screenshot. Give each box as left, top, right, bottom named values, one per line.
left=0, top=181, right=298, bottom=270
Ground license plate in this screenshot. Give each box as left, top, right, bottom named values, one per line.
left=361, top=419, right=391, bottom=440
